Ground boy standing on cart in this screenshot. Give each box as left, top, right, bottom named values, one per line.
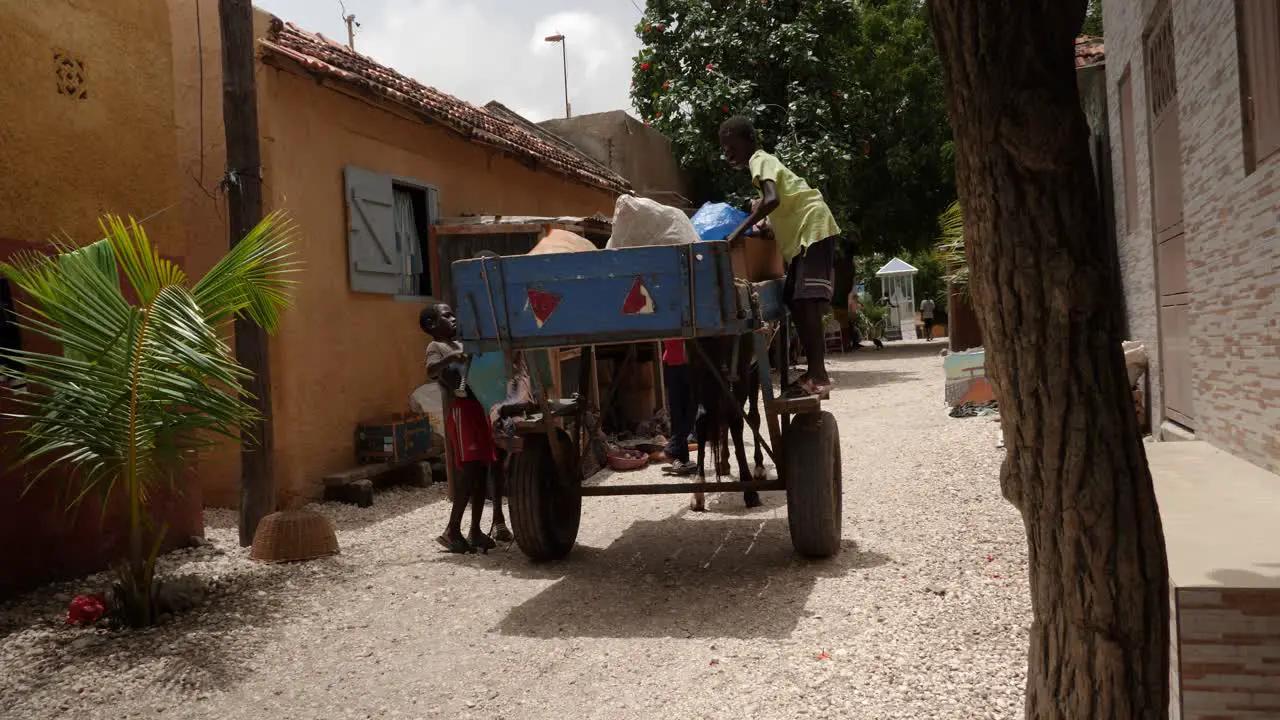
left=720, top=115, right=841, bottom=397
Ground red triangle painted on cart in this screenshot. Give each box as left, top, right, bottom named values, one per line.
left=526, top=288, right=561, bottom=328
left=621, top=276, right=655, bottom=315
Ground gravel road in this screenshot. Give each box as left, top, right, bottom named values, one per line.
left=0, top=342, right=1030, bottom=720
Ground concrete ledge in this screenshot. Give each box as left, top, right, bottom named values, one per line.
left=1149, top=440, right=1280, bottom=588
left=1150, top=441, right=1280, bottom=718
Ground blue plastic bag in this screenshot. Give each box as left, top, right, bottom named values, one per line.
left=691, top=202, right=752, bottom=241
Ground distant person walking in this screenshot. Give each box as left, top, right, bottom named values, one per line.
left=846, top=288, right=862, bottom=351
left=921, top=298, right=936, bottom=341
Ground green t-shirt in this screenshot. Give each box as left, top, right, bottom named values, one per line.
left=749, top=150, right=841, bottom=262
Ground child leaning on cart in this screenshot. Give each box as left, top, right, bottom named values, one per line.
left=420, top=302, right=498, bottom=554
left=720, top=115, right=841, bottom=397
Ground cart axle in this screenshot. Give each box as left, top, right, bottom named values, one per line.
left=578, top=479, right=785, bottom=497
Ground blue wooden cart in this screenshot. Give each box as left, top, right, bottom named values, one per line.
left=451, top=240, right=842, bottom=560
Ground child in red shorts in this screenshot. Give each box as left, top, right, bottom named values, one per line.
left=421, top=302, right=498, bottom=553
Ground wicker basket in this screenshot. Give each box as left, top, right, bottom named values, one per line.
left=250, top=509, right=340, bottom=563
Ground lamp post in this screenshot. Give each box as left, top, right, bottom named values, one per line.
left=544, top=33, right=570, bottom=118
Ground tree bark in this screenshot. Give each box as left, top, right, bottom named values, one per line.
left=926, top=2, right=1169, bottom=718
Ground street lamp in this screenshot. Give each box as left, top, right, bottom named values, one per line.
left=544, top=33, right=571, bottom=118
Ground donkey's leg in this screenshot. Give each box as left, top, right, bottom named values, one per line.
left=746, top=373, right=766, bottom=481
left=691, top=412, right=708, bottom=512
left=731, top=413, right=761, bottom=508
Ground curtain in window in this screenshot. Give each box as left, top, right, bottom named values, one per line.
left=393, top=189, right=424, bottom=295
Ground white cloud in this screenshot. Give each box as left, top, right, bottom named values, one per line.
left=254, top=0, right=642, bottom=122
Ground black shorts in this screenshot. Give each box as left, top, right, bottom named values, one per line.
left=783, top=236, right=836, bottom=303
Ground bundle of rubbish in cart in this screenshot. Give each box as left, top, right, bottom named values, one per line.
left=541, top=196, right=783, bottom=282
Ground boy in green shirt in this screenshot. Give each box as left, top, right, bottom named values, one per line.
left=721, top=115, right=840, bottom=396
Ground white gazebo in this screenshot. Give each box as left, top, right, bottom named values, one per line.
left=875, top=257, right=919, bottom=341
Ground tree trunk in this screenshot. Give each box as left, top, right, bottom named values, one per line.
left=926, top=2, right=1169, bottom=718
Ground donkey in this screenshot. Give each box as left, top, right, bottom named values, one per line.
left=688, top=332, right=767, bottom=512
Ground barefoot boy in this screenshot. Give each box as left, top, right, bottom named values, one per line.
left=720, top=115, right=841, bottom=396
left=420, top=302, right=497, bottom=553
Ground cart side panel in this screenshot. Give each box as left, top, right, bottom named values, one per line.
left=453, top=242, right=747, bottom=352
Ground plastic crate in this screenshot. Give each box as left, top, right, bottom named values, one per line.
left=356, top=413, right=434, bottom=464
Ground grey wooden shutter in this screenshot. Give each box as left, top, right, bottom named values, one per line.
left=345, top=165, right=400, bottom=294
left=425, top=187, right=438, bottom=295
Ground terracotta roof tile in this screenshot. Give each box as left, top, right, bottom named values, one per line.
left=1075, top=35, right=1105, bottom=69
left=258, top=19, right=632, bottom=196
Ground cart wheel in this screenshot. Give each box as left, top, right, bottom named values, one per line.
left=509, top=429, right=582, bottom=562
left=784, top=411, right=842, bottom=558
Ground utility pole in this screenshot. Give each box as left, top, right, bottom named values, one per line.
left=218, top=0, right=276, bottom=547
left=341, top=2, right=360, bottom=50
left=544, top=33, right=571, bottom=118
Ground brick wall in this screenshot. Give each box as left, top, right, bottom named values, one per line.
left=1106, top=0, right=1280, bottom=473
left=1105, top=0, right=1164, bottom=431
left=1178, top=588, right=1280, bottom=718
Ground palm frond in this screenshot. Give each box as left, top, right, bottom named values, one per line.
left=192, top=211, right=301, bottom=333
left=933, top=199, right=969, bottom=297
left=0, top=212, right=298, bottom=624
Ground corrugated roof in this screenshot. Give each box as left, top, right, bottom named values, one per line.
left=1075, top=35, right=1105, bottom=69
left=258, top=18, right=632, bottom=196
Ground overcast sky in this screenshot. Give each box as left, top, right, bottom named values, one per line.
left=253, top=0, right=644, bottom=122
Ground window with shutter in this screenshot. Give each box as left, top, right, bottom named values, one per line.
left=345, top=165, right=401, bottom=294
left=1238, top=0, right=1280, bottom=170
left=345, top=167, right=438, bottom=296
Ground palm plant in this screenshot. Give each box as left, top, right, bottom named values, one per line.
left=934, top=199, right=969, bottom=297
left=857, top=296, right=890, bottom=342
left=0, top=213, right=297, bottom=627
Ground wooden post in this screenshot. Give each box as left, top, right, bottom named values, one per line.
left=219, top=0, right=275, bottom=547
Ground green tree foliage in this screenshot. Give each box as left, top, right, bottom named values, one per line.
left=1081, top=0, right=1103, bottom=36
left=631, top=0, right=955, bottom=257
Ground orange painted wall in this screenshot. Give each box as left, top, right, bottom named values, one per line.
left=167, top=4, right=618, bottom=506
left=256, top=66, right=617, bottom=505
left=0, top=0, right=184, bottom=252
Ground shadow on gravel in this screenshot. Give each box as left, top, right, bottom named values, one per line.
left=481, top=513, right=889, bottom=640
left=823, top=367, right=916, bottom=392
left=1, top=564, right=315, bottom=707
left=203, top=485, right=450, bottom=534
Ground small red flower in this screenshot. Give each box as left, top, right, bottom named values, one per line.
left=67, top=593, right=106, bottom=626
left=662, top=81, right=671, bottom=89
left=986, top=555, right=994, bottom=563
left=706, top=63, right=716, bottom=71
left=655, top=24, right=665, bottom=32
left=644, top=120, right=651, bottom=126
left=816, top=650, right=832, bottom=661
left=655, top=110, right=663, bottom=117
left=641, top=62, right=651, bottom=71
left=709, top=658, right=719, bottom=666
